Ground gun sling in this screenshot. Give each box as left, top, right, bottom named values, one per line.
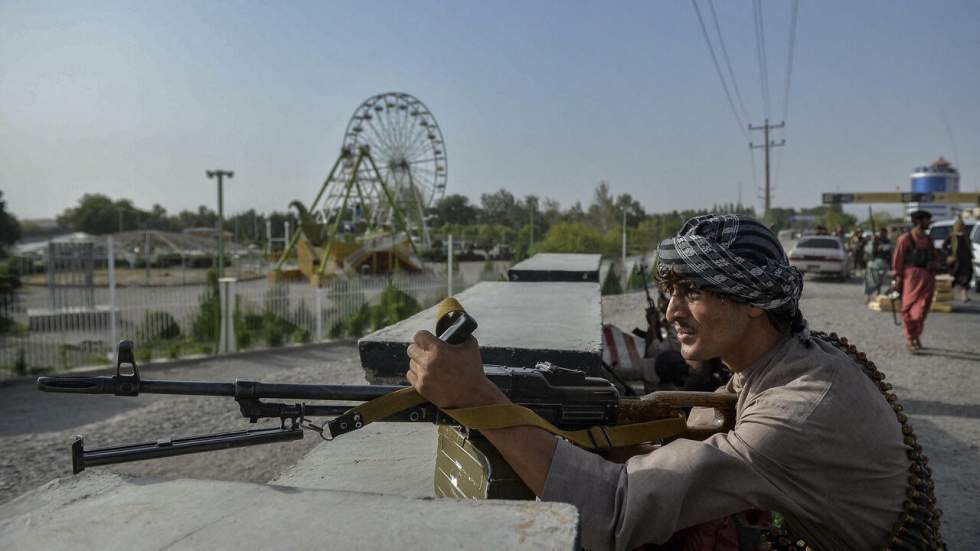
left=327, top=386, right=688, bottom=449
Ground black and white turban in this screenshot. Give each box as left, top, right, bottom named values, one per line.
left=656, top=214, right=803, bottom=311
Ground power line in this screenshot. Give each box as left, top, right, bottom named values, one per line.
left=752, top=0, right=771, bottom=119
left=781, top=0, right=799, bottom=122
left=691, top=0, right=750, bottom=141
left=707, top=0, right=750, bottom=122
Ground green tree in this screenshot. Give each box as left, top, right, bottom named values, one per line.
left=587, top=181, right=619, bottom=232
left=57, top=194, right=150, bottom=234
left=531, top=222, right=619, bottom=257
left=823, top=208, right=858, bottom=233
left=540, top=197, right=563, bottom=227
left=0, top=191, right=22, bottom=258
left=614, top=193, right=647, bottom=227
left=175, top=205, right=219, bottom=229
left=480, top=189, right=526, bottom=229
left=431, top=194, right=478, bottom=227
left=145, top=204, right=174, bottom=231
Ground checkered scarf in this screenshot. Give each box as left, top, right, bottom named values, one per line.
left=656, top=214, right=803, bottom=311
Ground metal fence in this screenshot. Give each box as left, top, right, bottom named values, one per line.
left=0, top=252, right=502, bottom=375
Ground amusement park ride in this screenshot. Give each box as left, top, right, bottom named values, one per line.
left=271, top=92, right=448, bottom=286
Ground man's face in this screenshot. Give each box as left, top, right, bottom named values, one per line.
left=665, top=283, right=750, bottom=363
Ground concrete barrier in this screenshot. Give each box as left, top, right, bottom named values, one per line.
left=508, top=253, right=602, bottom=282
left=359, top=281, right=602, bottom=381
left=273, top=422, right=438, bottom=498
left=0, top=472, right=579, bottom=551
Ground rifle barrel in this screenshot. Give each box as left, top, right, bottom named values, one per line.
left=37, top=375, right=402, bottom=402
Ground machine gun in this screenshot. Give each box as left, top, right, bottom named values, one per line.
left=36, top=299, right=736, bottom=492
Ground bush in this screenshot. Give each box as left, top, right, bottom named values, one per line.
left=266, top=322, right=286, bottom=347
left=136, top=345, right=153, bottom=364
left=14, top=348, right=26, bottom=376
left=602, top=263, right=623, bottom=296
left=191, top=269, right=220, bottom=343
left=293, top=299, right=314, bottom=331
left=329, top=282, right=422, bottom=339
left=0, top=259, right=22, bottom=335
left=293, top=328, right=312, bottom=344
left=328, top=319, right=345, bottom=339
left=625, top=264, right=648, bottom=291
left=370, top=282, right=421, bottom=331
left=237, top=328, right=254, bottom=349
left=136, top=311, right=181, bottom=342
left=343, top=303, right=370, bottom=338
left=168, top=342, right=181, bottom=360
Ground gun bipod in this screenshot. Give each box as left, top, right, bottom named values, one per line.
left=71, top=423, right=304, bottom=474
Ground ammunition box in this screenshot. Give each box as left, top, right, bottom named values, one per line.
left=434, top=425, right=535, bottom=500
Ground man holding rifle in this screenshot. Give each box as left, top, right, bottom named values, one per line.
left=408, top=215, right=926, bottom=550
left=892, top=210, right=940, bottom=353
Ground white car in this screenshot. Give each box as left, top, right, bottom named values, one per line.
left=788, top=236, right=849, bottom=280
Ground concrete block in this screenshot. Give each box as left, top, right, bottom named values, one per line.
left=272, top=422, right=438, bottom=497
left=0, top=472, right=579, bottom=551
left=508, top=253, right=602, bottom=282
left=359, top=281, right=602, bottom=381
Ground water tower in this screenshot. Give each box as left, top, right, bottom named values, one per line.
left=906, top=156, right=959, bottom=219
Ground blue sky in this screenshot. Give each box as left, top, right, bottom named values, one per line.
left=2, top=0, right=979, bottom=220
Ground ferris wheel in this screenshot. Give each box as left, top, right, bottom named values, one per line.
left=324, top=92, right=448, bottom=246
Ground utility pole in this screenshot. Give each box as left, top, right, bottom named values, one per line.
left=749, top=119, right=785, bottom=217
left=207, top=170, right=234, bottom=279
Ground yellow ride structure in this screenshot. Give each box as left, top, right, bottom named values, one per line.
left=270, top=92, right=447, bottom=286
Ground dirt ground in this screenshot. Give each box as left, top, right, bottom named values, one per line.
left=2, top=277, right=978, bottom=547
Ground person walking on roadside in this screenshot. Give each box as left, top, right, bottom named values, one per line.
left=864, top=227, right=893, bottom=303
left=848, top=228, right=867, bottom=275
left=942, top=219, right=975, bottom=302
left=892, top=211, right=939, bottom=352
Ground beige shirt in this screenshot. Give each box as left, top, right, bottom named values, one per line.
left=542, top=335, right=908, bottom=551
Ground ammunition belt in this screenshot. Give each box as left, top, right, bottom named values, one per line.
left=763, top=332, right=945, bottom=551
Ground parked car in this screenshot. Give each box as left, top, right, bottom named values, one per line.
left=788, top=236, right=849, bottom=280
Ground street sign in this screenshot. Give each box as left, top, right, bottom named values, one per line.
left=822, top=192, right=980, bottom=205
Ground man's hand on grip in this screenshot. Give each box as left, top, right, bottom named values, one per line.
left=406, top=330, right=507, bottom=409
